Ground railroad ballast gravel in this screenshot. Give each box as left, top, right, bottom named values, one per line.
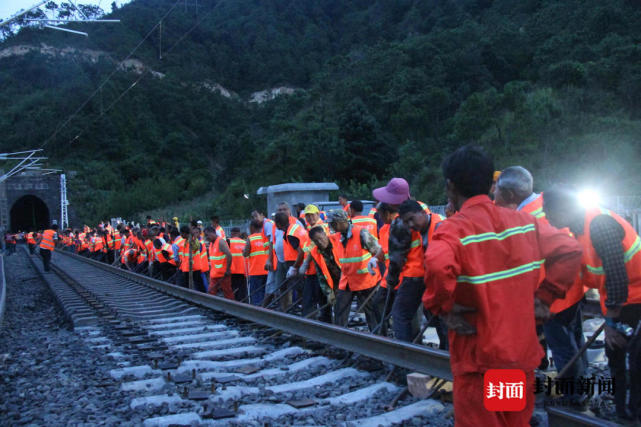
left=0, top=252, right=132, bottom=426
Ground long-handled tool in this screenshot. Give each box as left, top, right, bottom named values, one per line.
left=556, top=322, right=606, bottom=378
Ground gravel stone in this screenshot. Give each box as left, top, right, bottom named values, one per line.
left=0, top=252, right=130, bottom=425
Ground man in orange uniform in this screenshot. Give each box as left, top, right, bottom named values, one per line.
left=228, top=227, right=248, bottom=301
left=244, top=220, right=269, bottom=305
left=372, top=177, right=438, bottom=342
left=27, top=231, right=37, bottom=254
left=495, top=166, right=587, bottom=380
left=251, top=209, right=279, bottom=306
left=308, top=225, right=344, bottom=322
left=544, top=185, right=641, bottom=422
left=205, top=226, right=233, bottom=299
left=372, top=202, right=400, bottom=336
left=38, top=224, right=59, bottom=272
left=339, top=194, right=350, bottom=216
left=329, top=210, right=384, bottom=332
left=274, top=210, right=308, bottom=311
left=398, top=200, right=447, bottom=348
left=210, top=216, right=226, bottom=239
left=423, top=146, right=582, bottom=427
left=349, top=200, right=379, bottom=238
left=300, top=204, right=331, bottom=318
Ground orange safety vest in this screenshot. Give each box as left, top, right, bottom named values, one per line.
left=351, top=215, right=378, bottom=239
left=154, top=238, right=174, bottom=264
left=178, top=239, right=191, bottom=272
left=379, top=214, right=403, bottom=289
left=520, top=194, right=586, bottom=314
left=337, top=225, right=380, bottom=291
left=303, top=221, right=330, bottom=276
left=247, top=233, right=269, bottom=276
left=367, top=207, right=377, bottom=218
left=520, top=193, right=546, bottom=219
left=215, top=225, right=226, bottom=239
left=306, top=220, right=330, bottom=234
left=309, top=233, right=343, bottom=290
left=578, top=207, right=641, bottom=314
left=402, top=213, right=442, bottom=278
left=229, top=237, right=247, bottom=275
left=208, top=238, right=227, bottom=278
left=27, top=232, right=36, bottom=244
left=92, top=236, right=105, bottom=253
left=39, top=229, right=56, bottom=250
left=106, top=233, right=114, bottom=250
left=144, top=239, right=154, bottom=261
left=284, top=219, right=307, bottom=262
left=114, top=231, right=122, bottom=250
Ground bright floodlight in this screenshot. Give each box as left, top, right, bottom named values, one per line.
left=578, top=189, right=601, bottom=208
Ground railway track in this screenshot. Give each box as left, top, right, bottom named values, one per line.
left=21, top=248, right=618, bottom=426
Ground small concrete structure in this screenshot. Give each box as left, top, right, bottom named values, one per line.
left=257, top=182, right=339, bottom=216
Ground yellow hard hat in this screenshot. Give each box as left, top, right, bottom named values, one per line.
left=304, top=204, right=320, bottom=215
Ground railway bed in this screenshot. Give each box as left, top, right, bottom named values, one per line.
left=4, top=247, right=619, bottom=426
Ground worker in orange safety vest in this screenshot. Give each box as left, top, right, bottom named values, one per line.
left=38, top=224, right=59, bottom=272
left=423, top=146, right=582, bottom=427
left=228, top=227, right=249, bottom=301
left=543, top=184, right=641, bottom=421
left=495, top=166, right=587, bottom=380
left=243, top=220, right=269, bottom=305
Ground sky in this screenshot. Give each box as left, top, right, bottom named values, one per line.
left=1, top=0, right=130, bottom=22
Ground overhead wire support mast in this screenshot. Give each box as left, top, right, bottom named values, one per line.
left=0, top=0, right=48, bottom=27
left=60, top=174, right=68, bottom=228
left=25, top=19, right=121, bottom=23
left=0, top=149, right=49, bottom=183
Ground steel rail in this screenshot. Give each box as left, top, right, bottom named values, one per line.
left=52, top=250, right=620, bottom=427
left=55, top=250, right=453, bottom=380
left=547, top=407, right=619, bottom=427
left=0, top=256, right=6, bottom=328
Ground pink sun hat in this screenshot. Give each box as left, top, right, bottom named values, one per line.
left=372, top=178, right=410, bottom=205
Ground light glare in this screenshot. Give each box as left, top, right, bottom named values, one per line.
left=578, top=189, right=601, bottom=208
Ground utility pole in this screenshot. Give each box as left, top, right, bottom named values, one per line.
left=60, top=174, right=68, bottom=229
left=159, top=20, right=162, bottom=60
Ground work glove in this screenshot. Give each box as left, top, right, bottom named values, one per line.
left=327, top=290, right=336, bottom=306
left=286, top=266, right=298, bottom=279
left=299, top=259, right=310, bottom=275
left=534, top=297, right=551, bottom=324
left=604, top=325, right=628, bottom=350
left=367, top=257, right=378, bottom=275
left=443, top=304, right=476, bottom=335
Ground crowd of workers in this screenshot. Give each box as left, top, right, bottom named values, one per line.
left=17, top=146, right=641, bottom=426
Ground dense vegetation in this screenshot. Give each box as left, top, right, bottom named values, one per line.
left=1, top=0, right=641, bottom=224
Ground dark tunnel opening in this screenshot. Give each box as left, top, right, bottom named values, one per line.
left=10, top=195, right=50, bottom=232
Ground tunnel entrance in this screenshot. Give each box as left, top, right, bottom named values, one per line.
left=10, top=195, right=50, bottom=232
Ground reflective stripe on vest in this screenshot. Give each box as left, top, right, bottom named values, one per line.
left=248, top=233, right=268, bottom=276
left=229, top=237, right=247, bottom=275
left=402, top=214, right=442, bottom=278
left=457, top=259, right=545, bottom=284
left=208, top=239, right=226, bottom=278
left=338, top=225, right=379, bottom=291
left=460, top=224, right=536, bottom=246
left=520, top=194, right=546, bottom=219
left=39, top=229, right=56, bottom=250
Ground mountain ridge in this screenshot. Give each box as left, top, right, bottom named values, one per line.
left=1, top=0, right=641, bottom=223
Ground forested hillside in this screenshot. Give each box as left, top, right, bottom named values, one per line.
left=1, top=0, right=641, bottom=223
